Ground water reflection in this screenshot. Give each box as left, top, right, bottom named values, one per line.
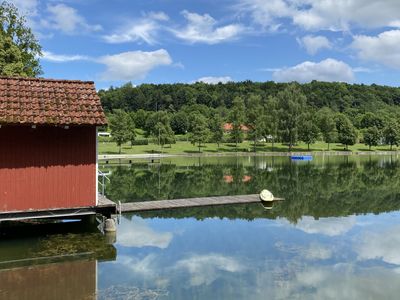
left=2, top=155, right=400, bottom=299
left=0, top=221, right=116, bottom=300
left=96, top=155, right=400, bottom=299
left=104, top=155, right=400, bottom=222
left=102, top=155, right=400, bottom=205
left=100, top=210, right=400, bottom=299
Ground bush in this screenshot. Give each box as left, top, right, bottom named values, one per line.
left=131, top=139, right=149, bottom=145
left=175, top=135, right=189, bottom=142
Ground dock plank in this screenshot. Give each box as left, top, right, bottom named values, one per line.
left=119, top=194, right=265, bottom=212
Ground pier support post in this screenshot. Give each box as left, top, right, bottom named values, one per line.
left=104, top=218, right=117, bottom=232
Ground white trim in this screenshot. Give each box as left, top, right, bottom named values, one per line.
left=96, top=127, right=99, bottom=206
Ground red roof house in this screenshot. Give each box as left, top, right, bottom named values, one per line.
left=0, top=77, right=107, bottom=214
left=223, top=123, right=249, bottom=132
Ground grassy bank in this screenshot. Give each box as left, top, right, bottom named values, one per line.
left=98, top=140, right=398, bottom=155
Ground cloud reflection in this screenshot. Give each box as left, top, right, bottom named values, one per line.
left=117, top=217, right=173, bottom=249
left=357, top=225, right=400, bottom=265
left=175, top=254, right=244, bottom=286
left=281, top=216, right=356, bottom=236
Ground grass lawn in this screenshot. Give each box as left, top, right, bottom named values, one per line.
left=98, top=140, right=399, bottom=155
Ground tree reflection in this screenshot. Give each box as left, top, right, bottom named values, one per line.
left=103, top=156, right=400, bottom=222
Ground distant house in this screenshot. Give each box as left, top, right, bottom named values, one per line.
left=223, top=123, right=250, bottom=132
left=98, top=132, right=111, bottom=137
left=0, top=77, right=107, bottom=213
left=223, top=175, right=252, bottom=183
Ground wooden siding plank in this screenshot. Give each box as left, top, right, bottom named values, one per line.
left=0, top=126, right=97, bottom=212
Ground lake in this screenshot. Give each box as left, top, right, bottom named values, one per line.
left=2, top=155, right=400, bottom=299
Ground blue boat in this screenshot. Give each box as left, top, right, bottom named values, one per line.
left=291, top=155, right=313, bottom=161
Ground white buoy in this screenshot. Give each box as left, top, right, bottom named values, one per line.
left=259, top=189, right=274, bottom=202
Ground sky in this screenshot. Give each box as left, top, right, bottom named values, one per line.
left=11, top=0, right=400, bottom=89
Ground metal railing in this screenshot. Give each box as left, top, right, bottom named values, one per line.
left=98, top=170, right=110, bottom=196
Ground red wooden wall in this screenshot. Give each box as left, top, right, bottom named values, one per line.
left=0, top=126, right=97, bottom=212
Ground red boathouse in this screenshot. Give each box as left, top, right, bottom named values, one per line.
left=0, top=77, right=108, bottom=216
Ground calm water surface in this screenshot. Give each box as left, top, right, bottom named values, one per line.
left=2, top=155, right=400, bottom=299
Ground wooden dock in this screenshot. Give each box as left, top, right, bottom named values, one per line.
left=0, top=195, right=117, bottom=222
left=119, top=194, right=271, bottom=212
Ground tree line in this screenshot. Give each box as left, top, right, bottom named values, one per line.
left=106, top=83, right=400, bottom=153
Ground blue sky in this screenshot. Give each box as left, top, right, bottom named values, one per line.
left=12, top=0, right=400, bottom=89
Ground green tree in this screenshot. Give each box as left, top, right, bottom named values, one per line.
left=276, top=84, right=306, bottom=151
left=229, top=96, right=246, bottom=150
left=317, top=108, right=337, bottom=150
left=363, top=126, right=381, bottom=150
left=109, top=110, right=130, bottom=154
left=144, top=111, right=171, bottom=138
left=171, top=111, right=189, bottom=134
left=359, top=112, right=385, bottom=129
left=127, top=112, right=136, bottom=148
left=209, top=113, right=224, bottom=150
left=246, top=94, right=263, bottom=152
left=189, top=114, right=210, bottom=152
left=336, top=113, right=358, bottom=150
left=299, top=114, right=320, bottom=150
left=383, top=122, right=400, bottom=150
left=133, top=109, right=149, bottom=129
left=155, top=122, right=175, bottom=148
left=0, top=1, right=42, bottom=77
left=262, top=96, right=279, bottom=151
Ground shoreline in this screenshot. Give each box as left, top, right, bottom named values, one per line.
left=98, top=150, right=400, bottom=160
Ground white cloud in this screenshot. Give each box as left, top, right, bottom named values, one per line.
left=103, top=12, right=169, bottom=44
left=43, top=4, right=102, bottom=34
left=42, top=51, right=90, bottom=62
left=146, top=11, right=169, bottom=21
left=237, top=0, right=293, bottom=30
left=195, top=76, right=233, bottom=84
left=104, top=21, right=159, bottom=44
left=281, top=215, right=356, bottom=236
left=41, top=49, right=173, bottom=81
left=272, top=58, right=355, bottom=83
left=353, top=67, right=373, bottom=73
left=12, top=0, right=38, bottom=16
left=175, top=254, right=244, bottom=286
left=172, top=10, right=244, bottom=44
left=98, top=49, right=172, bottom=81
left=117, top=217, right=173, bottom=249
left=352, top=30, right=400, bottom=69
left=297, top=35, right=332, bottom=55
left=238, top=0, right=400, bottom=31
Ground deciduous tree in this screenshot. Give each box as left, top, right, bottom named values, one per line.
left=189, top=114, right=210, bottom=152
left=209, top=113, right=224, bottom=150
left=246, top=94, right=263, bottom=152
left=363, top=126, right=381, bottom=150
left=229, top=96, right=246, bottom=150
left=299, top=114, right=320, bottom=150
left=0, top=1, right=42, bottom=77
left=109, top=110, right=129, bottom=154
left=276, top=84, right=306, bottom=151
left=336, top=113, right=358, bottom=150
left=383, top=122, right=400, bottom=150
left=317, top=108, right=337, bottom=150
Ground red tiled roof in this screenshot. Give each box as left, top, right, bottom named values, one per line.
left=0, top=77, right=107, bottom=126
left=223, top=123, right=249, bottom=132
